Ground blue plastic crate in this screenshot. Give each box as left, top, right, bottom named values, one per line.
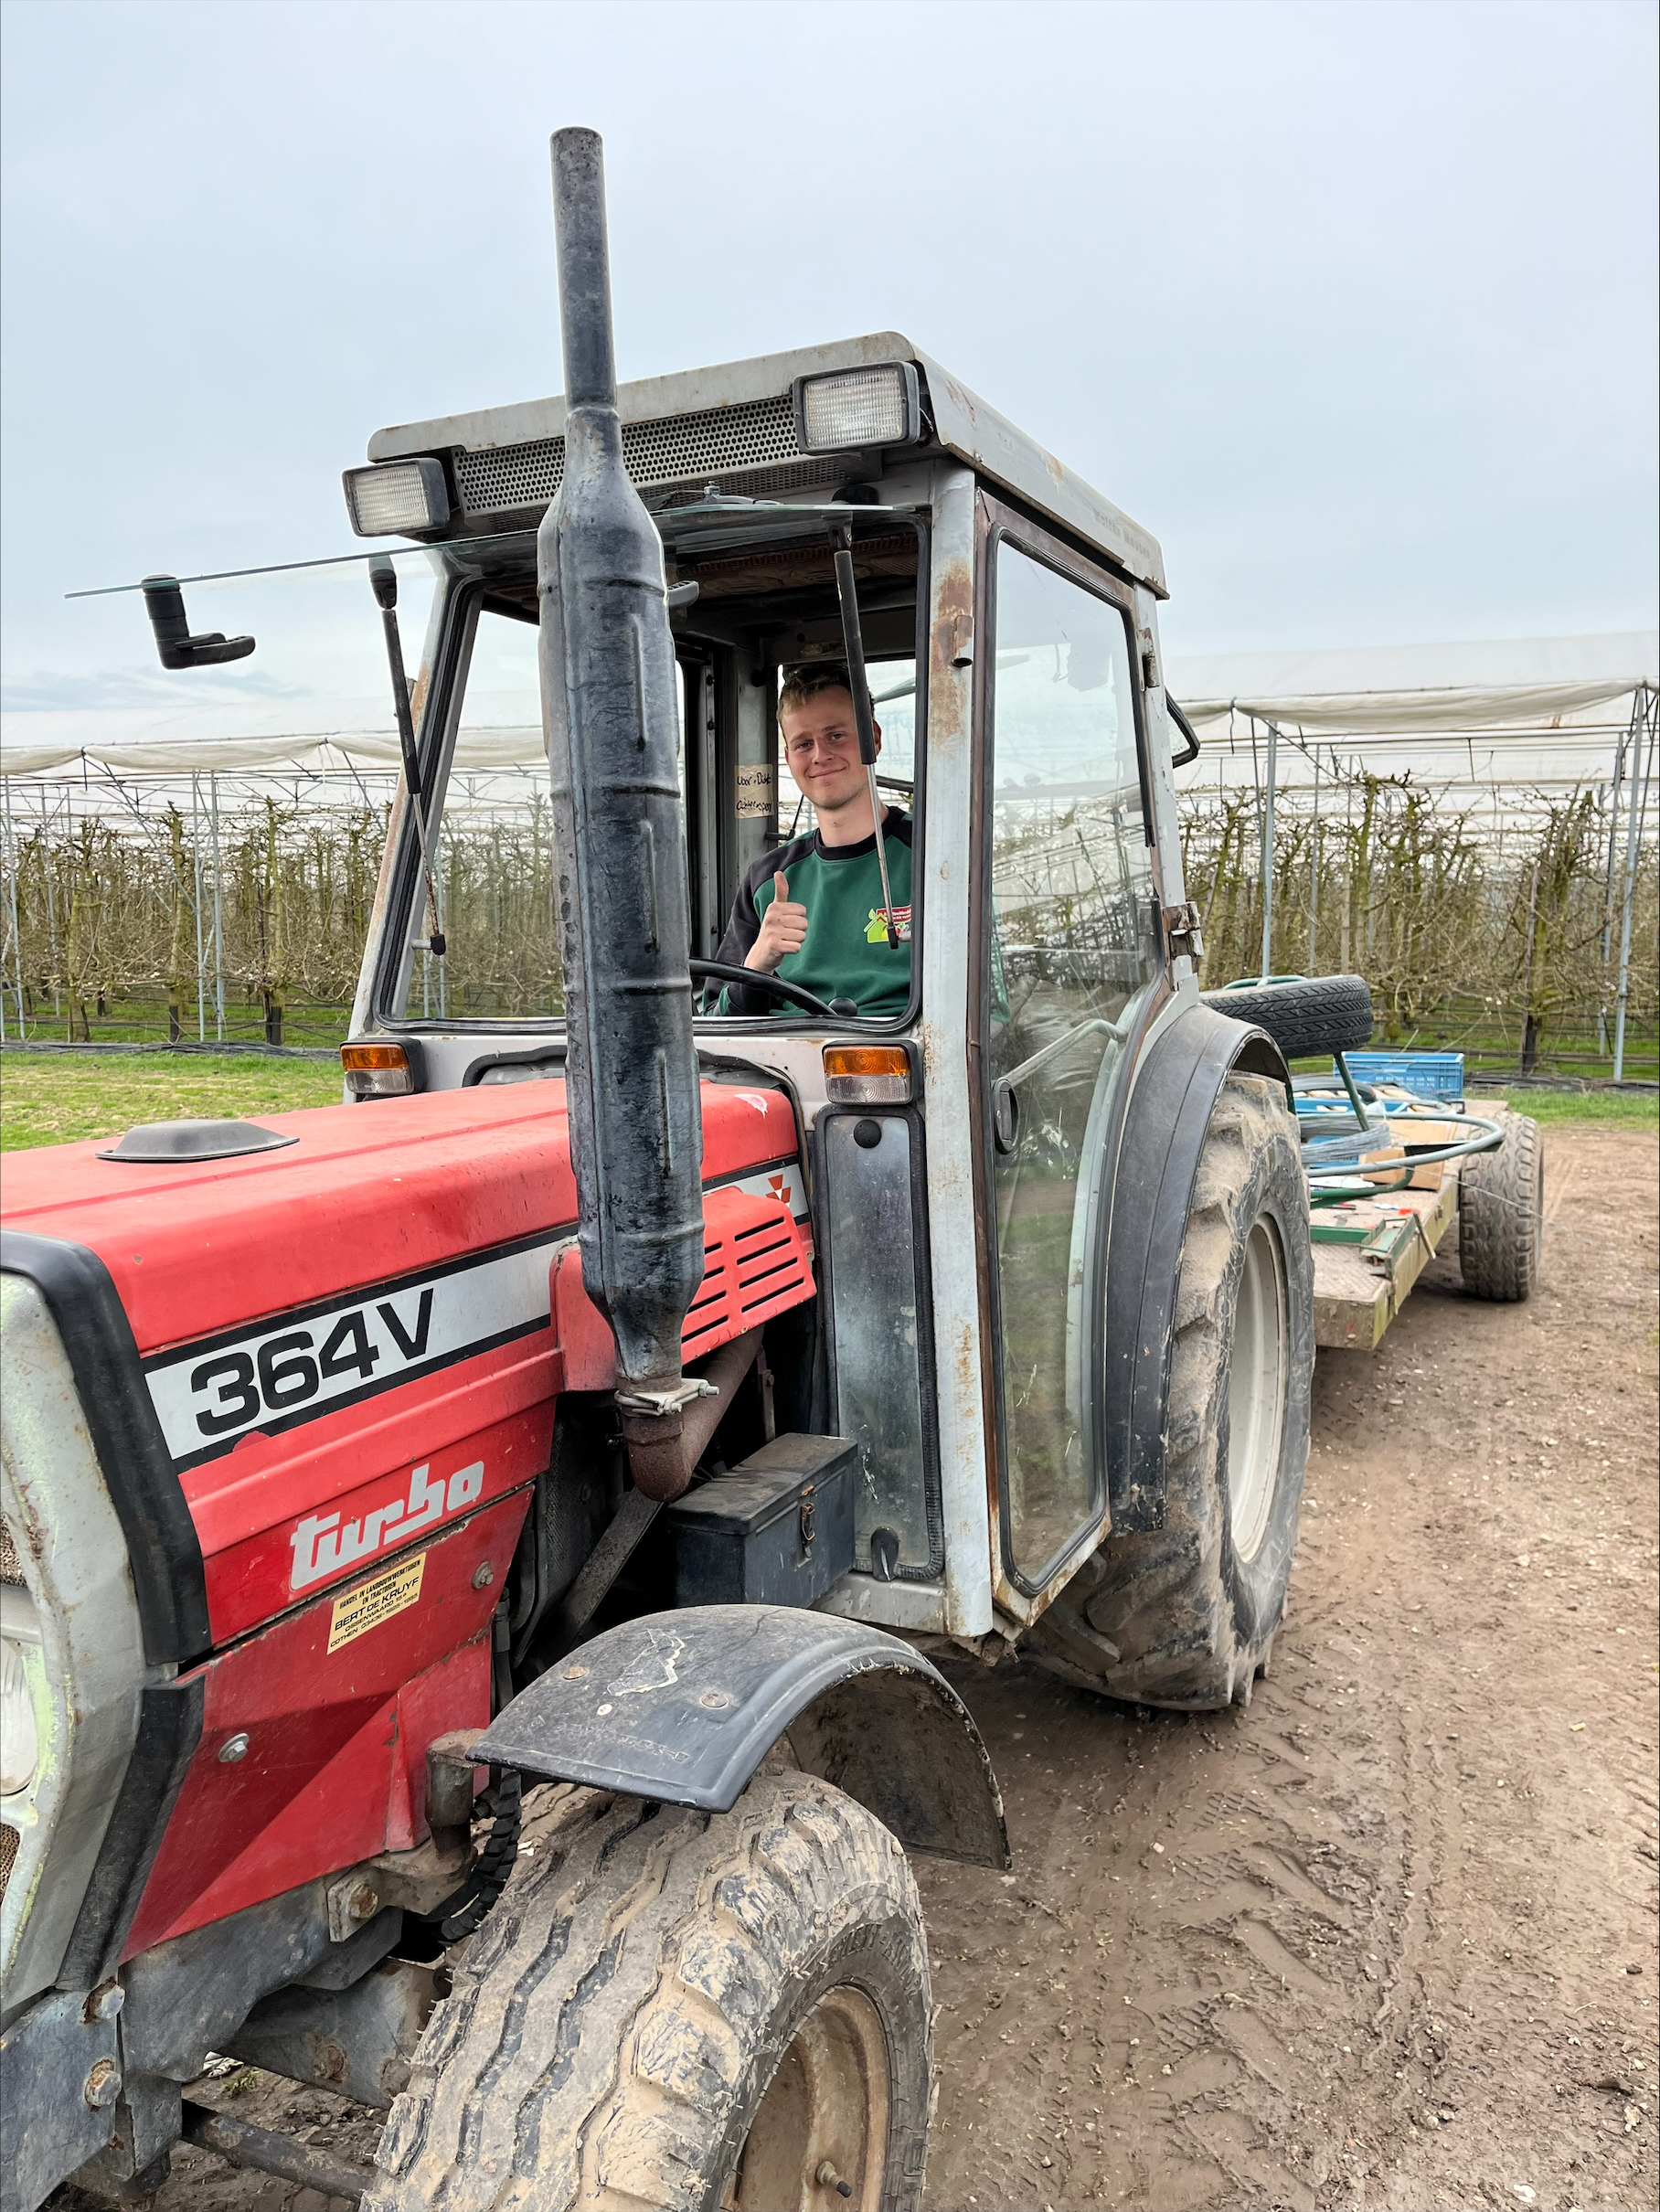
left=1338, top=1050, right=1464, bottom=1101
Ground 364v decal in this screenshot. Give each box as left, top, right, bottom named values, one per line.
left=143, top=1228, right=569, bottom=1472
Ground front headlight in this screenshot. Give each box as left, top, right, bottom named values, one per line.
left=2, top=1276, right=146, bottom=2008
left=1, top=1584, right=42, bottom=1796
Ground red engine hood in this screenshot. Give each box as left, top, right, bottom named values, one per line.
left=1, top=1077, right=811, bottom=1647
left=1, top=1077, right=803, bottom=1349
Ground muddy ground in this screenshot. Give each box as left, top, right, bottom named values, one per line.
left=85, top=1125, right=1657, bottom=2212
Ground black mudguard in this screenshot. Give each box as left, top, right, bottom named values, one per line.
left=1102, top=999, right=1293, bottom=1536
left=475, top=1605, right=1010, bottom=1869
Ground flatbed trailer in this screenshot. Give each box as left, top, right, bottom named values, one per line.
left=1303, top=1093, right=1542, bottom=1350
left=1312, top=1172, right=1461, bottom=1349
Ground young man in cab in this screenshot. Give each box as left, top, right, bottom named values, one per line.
left=712, top=663, right=911, bottom=1018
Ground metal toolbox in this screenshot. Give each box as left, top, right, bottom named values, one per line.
left=665, top=1433, right=857, bottom=1608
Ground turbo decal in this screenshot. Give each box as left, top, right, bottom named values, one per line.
left=291, top=1458, right=484, bottom=1592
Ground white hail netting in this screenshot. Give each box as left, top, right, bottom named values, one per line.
left=0, top=635, right=1653, bottom=818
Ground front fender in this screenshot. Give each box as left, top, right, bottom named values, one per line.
left=474, top=1605, right=1010, bottom=1869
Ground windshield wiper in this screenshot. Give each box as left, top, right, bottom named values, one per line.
left=369, top=556, right=445, bottom=958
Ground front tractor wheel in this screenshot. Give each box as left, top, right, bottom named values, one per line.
left=365, top=1771, right=932, bottom=2212
left=1033, top=1072, right=1314, bottom=1709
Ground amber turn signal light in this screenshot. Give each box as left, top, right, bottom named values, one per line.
left=341, top=1041, right=416, bottom=1099
left=822, top=1044, right=911, bottom=1105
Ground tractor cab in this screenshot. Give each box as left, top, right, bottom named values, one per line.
left=337, top=339, right=1200, bottom=1642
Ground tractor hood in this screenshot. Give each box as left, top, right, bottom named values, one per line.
left=0, top=1079, right=810, bottom=1654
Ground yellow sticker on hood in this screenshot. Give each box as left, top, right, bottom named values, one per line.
left=327, top=1552, right=425, bottom=1653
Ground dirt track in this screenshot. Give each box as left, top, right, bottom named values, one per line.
left=103, top=1125, right=1658, bottom=2212
left=917, top=1124, right=1659, bottom=2210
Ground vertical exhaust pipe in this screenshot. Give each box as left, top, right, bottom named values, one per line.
left=539, top=127, right=707, bottom=1501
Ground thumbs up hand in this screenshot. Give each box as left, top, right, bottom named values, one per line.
left=747, top=871, right=810, bottom=973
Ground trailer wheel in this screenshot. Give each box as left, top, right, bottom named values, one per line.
left=1032, top=1074, right=1314, bottom=1710
left=1458, top=1111, right=1543, bottom=1302
left=1199, top=973, right=1374, bottom=1060
left=366, top=1771, right=932, bottom=2212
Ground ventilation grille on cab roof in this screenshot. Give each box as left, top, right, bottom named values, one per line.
left=452, top=391, right=846, bottom=515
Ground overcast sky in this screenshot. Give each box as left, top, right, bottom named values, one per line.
left=2, top=0, right=1655, bottom=713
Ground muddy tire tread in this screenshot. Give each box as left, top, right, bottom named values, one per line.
left=1457, top=1112, right=1543, bottom=1302
left=1031, top=1074, right=1313, bottom=1709
left=364, top=1771, right=931, bottom=2212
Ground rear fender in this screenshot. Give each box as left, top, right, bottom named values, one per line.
left=474, top=1604, right=1010, bottom=1869
left=1103, top=1002, right=1293, bottom=1535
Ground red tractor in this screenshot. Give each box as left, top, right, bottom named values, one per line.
left=1, top=130, right=1373, bottom=2210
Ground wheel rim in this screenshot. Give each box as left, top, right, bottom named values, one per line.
left=1228, top=1217, right=1288, bottom=1563
left=729, top=1984, right=890, bottom=2212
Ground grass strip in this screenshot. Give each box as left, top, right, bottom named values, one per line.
left=0, top=1052, right=346, bottom=1152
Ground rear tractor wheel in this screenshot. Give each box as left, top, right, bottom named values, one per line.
left=1032, top=1072, right=1314, bottom=1710
left=366, top=1770, right=932, bottom=2212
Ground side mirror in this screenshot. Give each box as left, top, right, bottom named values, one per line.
left=141, top=576, right=255, bottom=670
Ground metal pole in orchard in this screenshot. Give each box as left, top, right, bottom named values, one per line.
left=191, top=773, right=208, bottom=1041
left=209, top=771, right=227, bottom=1040
left=1612, top=687, right=1656, bottom=1084
left=39, top=783, right=59, bottom=1018
left=1259, top=718, right=1279, bottom=981
left=1307, top=743, right=1322, bottom=974
left=2, top=773, right=25, bottom=1037
left=1598, top=686, right=1640, bottom=1055
left=1601, top=689, right=1636, bottom=965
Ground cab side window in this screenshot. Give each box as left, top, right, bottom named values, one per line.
left=984, top=539, right=1159, bottom=1587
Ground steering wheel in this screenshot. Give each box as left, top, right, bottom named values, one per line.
left=688, top=960, right=857, bottom=1021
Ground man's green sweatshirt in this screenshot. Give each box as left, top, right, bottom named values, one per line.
left=712, top=813, right=913, bottom=1018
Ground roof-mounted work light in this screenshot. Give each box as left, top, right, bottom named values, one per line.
left=793, top=363, right=921, bottom=455
left=343, top=458, right=451, bottom=538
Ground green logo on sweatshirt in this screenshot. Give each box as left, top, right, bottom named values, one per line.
left=865, top=906, right=913, bottom=944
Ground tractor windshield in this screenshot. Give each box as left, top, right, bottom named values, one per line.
left=364, top=505, right=925, bottom=1032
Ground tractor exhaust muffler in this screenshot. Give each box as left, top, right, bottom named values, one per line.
left=539, top=126, right=707, bottom=1501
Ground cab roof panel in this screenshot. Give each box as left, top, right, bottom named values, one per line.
left=366, top=332, right=1166, bottom=596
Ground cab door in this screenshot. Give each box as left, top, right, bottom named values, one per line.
left=976, top=505, right=1164, bottom=1602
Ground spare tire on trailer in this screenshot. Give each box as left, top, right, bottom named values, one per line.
left=1030, top=1072, right=1314, bottom=1710
left=1201, top=973, right=1374, bottom=1061
left=367, top=1771, right=933, bottom=2212
left=1458, top=1111, right=1544, bottom=1302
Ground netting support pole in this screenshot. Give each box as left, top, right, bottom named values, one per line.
left=1601, top=688, right=1638, bottom=965
left=1307, top=744, right=1322, bottom=973
left=1259, top=718, right=1279, bottom=981
left=39, top=784, right=59, bottom=1016
left=1612, top=686, right=1655, bottom=1084
left=2, top=775, right=25, bottom=1038
left=190, top=774, right=207, bottom=1041
left=1598, top=686, right=1642, bottom=1055
left=209, top=772, right=226, bottom=1041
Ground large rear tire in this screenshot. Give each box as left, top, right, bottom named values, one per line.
left=365, top=1771, right=932, bottom=2212
left=1458, top=1111, right=1544, bottom=1302
left=1031, top=1073, right=1314, bottom=1710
